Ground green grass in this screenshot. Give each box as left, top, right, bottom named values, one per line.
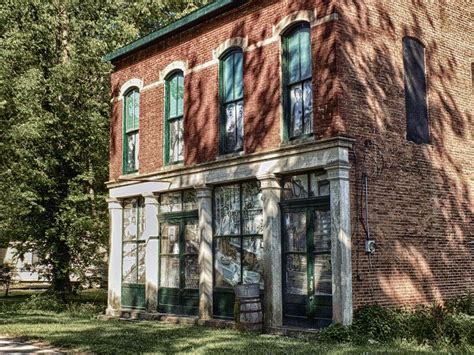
left=0, top=289, right=471, bottom=354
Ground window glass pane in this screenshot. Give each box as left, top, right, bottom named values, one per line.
left=133, top=90, right=140, bottom=129
left=138, top=199, right=146, bottom=240
left=223, top=54, right=234, bottom=102
left=177, top=74, right=184, bottom=117
left=214, top=185, right=240, bottom=235
left=160, top=256, right=180, bottom=288
left=282, top=174, right=309, bottom=200
left=123, top=199, right=138, bottom=241
left=184, top=256, right=199, bottom=289
left=242, top=181, right=263, bottom=234
left=137, top=243, right=146, bottom=284
left=243, top=237, right=263, bottom=289
left=122, top=242, right=137, bottom=283
left=314, top=210, right=331, bottom=253
left=183, top=190, right=198, bottom=211
left=314, top=254, right=331, bottom=295
left=236, top=100, right=244, bottom=151
left=319, top=181, right=330, bottom=196
left=288, top=31, right=300, bottom=83
left=234, top=51, right=243, bottom=100
left=169, top=75, right=178, bottom=118
left=214, top=237, right=241, bottom=288
left=303, top=80, right=313, bottom=134
left=224, top=103, right=237, bottom=152
left=126, top=132, right=138, bottom=172
left=310, top=172, right=329, bottom=197
left=289, top=83, right=304, bottom=138
left=160, top=223, right=180, bottom=255
left=169, top=118, right=183, bottom=163
left=185, top=220, right=199, bottom=254
left=284, top=211, right=307, bottom=252
left=160, top=192, right=182, bottom=213
left=300, top=26, right=312, bottom=80
left=285, top=254, right=307, bottom=295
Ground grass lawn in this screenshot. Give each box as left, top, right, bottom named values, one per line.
left=0, top=289, right=471, bottom=354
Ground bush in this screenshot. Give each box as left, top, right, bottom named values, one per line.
left=408, top=304, right=474, bottom=346
left=66, top=302, right=104, bottom=318
left=446, top=292, right=473, bottom=315
left=19, top=293, right=65, bottom=312
left=352, top=304, right=406, bottom=343
left=318, top=324, right=352, bottom=343
left=349, top=301, right=473, bottom=347
left=17, top=292, right=104, bottom=318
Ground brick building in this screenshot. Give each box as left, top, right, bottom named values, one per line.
left=104, top=0, right=473, bottom=329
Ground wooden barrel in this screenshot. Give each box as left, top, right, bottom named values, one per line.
left=234, top=284, right=263, bottom=331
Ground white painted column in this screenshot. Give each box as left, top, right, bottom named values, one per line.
left=106, top=198, right=123, bottom=316
left=257, top=174, right=283, bottom=328
left=196, top=186, right=213, bottom=320
left=143, top=193, right=159, bottom=312
left=326, top=163, right=353, bottom=325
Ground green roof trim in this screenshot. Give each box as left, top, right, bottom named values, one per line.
left=104, top=0, right=245, bottom=62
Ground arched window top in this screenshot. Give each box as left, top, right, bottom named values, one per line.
left=160, top=61, right=187, bottom=82
left=274, top=10, right=315, bottom=36
left=119, top=78, right=143, bottom=100
left=283, top=22, right=312, bottom=85
left=213, top=37, right=247, bottom=59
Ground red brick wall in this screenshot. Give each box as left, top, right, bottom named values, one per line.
left=337, top=0, right=473, bottom=308
left=108, top=0, right=473, bottom=309
left=109, top=0, right=338, bottom=180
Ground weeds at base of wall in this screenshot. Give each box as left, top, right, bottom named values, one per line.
left=318, top=293, right=474, bottom=347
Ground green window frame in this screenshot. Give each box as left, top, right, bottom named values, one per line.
left=282, top=22, right=313, bottom=140
left=219, top=48, right=244, bottom=154
left=123, top=88, right=140, bottom=174
left=164, top=71, right=184, bottom=165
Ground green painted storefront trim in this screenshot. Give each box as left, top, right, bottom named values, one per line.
left=104, top=0, right=246, bottom=62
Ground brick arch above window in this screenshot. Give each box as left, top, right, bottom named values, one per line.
left=213, top=37, right=248, bottom=60
left=119, top=78, right=143, bottom=101
left=273, top=10, right=317, bottom=36
left=160, top=60, right=188, bottom=82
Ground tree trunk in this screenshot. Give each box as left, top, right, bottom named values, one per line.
left=50, top=239, right=72, bottom=302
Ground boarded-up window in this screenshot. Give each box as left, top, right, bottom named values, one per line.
left=403, top=37, right=429, bottom=144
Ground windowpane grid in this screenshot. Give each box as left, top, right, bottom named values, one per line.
left=166, top=71, right=184, bottom=164
left=214, top=181, right=264, bottom=290
left=220, top=50, right=244, bottom=154
left=124, top=89, right=139, bottom=173
left=284, top=23, right=313, bottom=139
left=122, top=198, right=145, bottom=285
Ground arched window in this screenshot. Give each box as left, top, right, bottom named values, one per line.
left=165, top=71, right=184, bottom=164
left=219, top=48, right=244, bottom=154
left=403, top=37, right=429, bottom=144
left=123, top=88, right=139, bottom=174
left=282, top=22, right=313, bottom=140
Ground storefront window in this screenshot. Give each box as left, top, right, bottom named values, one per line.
left=283, top=171, right=329, bottom=200
left=214, top=181, right=264, bottom=290
left=122, top=198, right=146, bottom=284
left=159, top=190, right=197, bottom=213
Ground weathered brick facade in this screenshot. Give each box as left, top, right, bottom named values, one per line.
left=107, top=0, right=473, bottom=320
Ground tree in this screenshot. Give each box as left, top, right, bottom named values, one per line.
left=0, top=0, right=209, bottom=298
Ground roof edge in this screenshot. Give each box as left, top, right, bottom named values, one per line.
left=103, top=0, right=246, bottom=63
